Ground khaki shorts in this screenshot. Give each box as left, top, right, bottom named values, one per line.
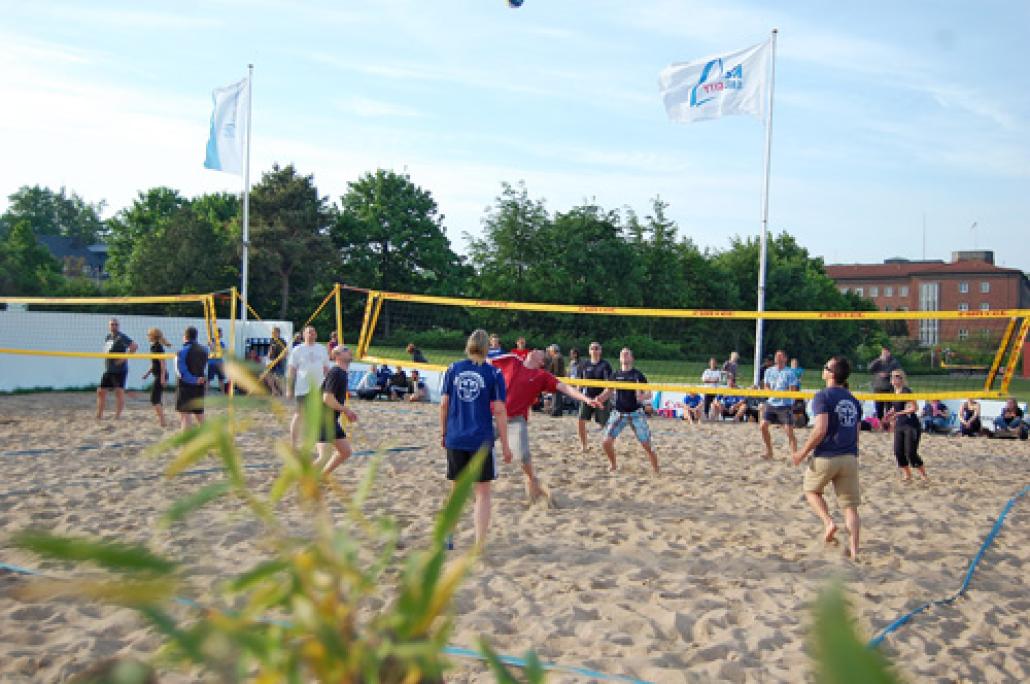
left=803, top=455, right=860, bottom=508
left=508, top=416, right=531, bottom=465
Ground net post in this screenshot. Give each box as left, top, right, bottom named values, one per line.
left=364, top=294, right=385, bottom=359
left=985, top=317, right=1018, bottom=392
left=334, top=283, right=344, bottom=347
left=359, top=291, right=381, bottom=359
left=998, top=317, right=1029, bottom=395
left=229, top=287, right=238, bottom=403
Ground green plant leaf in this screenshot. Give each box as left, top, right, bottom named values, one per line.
left=226, top=559, right=290, bottom=593
left=477, top=637, right=524, bottom=684
left=812, top=582, right=900, bottom=684
left=160, top=482, right=232, bottom=528
left=11, top=531, right=177, bottom=575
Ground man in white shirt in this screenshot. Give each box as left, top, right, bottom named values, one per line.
left=287, top=325, right=330, bottom=447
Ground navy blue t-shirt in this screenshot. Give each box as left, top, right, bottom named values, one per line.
left=579, top=359, right=613, bottom=399
left=611, top=368, right=647, bottom=413
left=811, top=386, right=862, bottom=457
left=442, top=359, right=506, bottom=451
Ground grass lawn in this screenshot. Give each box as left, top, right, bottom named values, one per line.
left=365, top=345, right=1030, bottom=402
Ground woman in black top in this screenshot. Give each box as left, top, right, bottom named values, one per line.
left=143, top=327, right=171, bottom=427
left=883, top=369, right=927, bottom=481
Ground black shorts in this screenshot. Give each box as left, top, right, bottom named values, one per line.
left=176, top=383, right=205, bottom=414
left=578, top=400, right=611, bottom=425
left=446, top=447, right=496, bottom=482
left=150, top=380, right=164, bottom=406
left=208, top=362, right=226, bottom=383
left=763, top=405, right=793, bottom=425
left=100, top=371, right=128, bottom=389
left=318, top=416, right=347, bottom=443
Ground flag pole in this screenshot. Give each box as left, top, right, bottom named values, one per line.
left=240, top=64, right=253, bottom=342
left=753, top=28, right=777, bottom=386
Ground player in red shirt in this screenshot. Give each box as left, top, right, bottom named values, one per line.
left=492, top=350, right=601, bottom=501
left=510, top=336, right=530, bottom=360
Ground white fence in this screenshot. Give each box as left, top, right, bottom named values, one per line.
left=0, top=310, right=292, bottom=393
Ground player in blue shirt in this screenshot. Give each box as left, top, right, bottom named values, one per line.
left=761, top=350, right=799, bottom=459
left=439, top=329, right=513, bottom=548
left=792, top=355, right=863, bottom=560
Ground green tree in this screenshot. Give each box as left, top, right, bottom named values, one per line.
left=466, top=181, right=550, bottom=302
left=249, top=164, right=333, bottom=321
left=1, top=185, right=106, bottom=245
left=124, top=206, right=237, bottom=297
left=0, top=220, right=63, bottom=295
left=106, top=187, right=190, bottom=290
left=712, top=232, right=879, bottom=365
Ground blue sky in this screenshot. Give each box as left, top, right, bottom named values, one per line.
left=2, top=0, right=1028, bottom=272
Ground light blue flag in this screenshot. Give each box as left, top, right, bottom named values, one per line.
left=204, top=77, right=248, bottom=175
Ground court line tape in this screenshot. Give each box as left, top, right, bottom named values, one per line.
left=867, top=483, right=1029, bottom=649
left=0, top=561, right=651, bottom=683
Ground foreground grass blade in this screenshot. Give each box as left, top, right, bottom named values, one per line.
left=812, top=582, right=899, bottom=684
left=11, top=531, right=177, bottom=575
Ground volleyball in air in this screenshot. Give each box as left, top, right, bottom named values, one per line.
left=508, top=0, right=524, bottom=7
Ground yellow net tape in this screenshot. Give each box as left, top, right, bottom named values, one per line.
left=371, top=289, right=1030, bottom=321
left=0, top=348, right=174, bottom=360
left=0, top=295, right=209, bottom=305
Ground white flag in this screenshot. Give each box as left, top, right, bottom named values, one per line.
left=204, top=77, right=249, bottom=175
left=659, top=39, right=772, bottom=124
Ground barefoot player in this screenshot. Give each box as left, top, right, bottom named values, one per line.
left=315, top=346, right=358, bottom=475
left=791, top=356, right=862, bottom=560
left=491, top=349, right=601, bottom=501
left=596, top=348, right=659, bottom=474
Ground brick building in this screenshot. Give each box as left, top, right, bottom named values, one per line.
left=826, top=251, right=1030, bottom=346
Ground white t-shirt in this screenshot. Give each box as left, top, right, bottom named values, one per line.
left=701, top=368, right=722, bottom=385
left=288, top=343, right=330, bottom=396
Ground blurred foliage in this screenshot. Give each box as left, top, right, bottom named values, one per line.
left=812, top=582, right=901, bottom=684
left=10, top=361, right=545, bottom=683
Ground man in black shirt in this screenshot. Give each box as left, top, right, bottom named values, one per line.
left=576, top=341, right=613, bottom=451
left=97, top=317, right=138, bottom=420
left=596, top=348, right=659, bottom=474
left=867, top=345, right=901, bottom=422
left=315, top=346, right=359, bottom=475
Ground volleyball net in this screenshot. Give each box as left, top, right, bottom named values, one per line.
left=0, top=293, right=229, bottom=393
left=349, top=287, right=1029, bottom=403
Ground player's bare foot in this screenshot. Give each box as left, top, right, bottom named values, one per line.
left=823, top=521, right=838, bottom=544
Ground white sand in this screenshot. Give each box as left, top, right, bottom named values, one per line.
left=1, top=392, right=1028, bottom=682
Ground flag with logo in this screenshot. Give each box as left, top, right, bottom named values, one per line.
left=659, top=39, right=772, bottom=124
left=204, top=77, right=249, bottom=175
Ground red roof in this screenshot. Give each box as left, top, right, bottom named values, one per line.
left=826, top=260, right=1023, bottom=281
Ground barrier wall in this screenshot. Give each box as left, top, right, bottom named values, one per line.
left=0, top=310, right=291, bottom=393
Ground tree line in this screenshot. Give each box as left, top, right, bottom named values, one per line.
left=0, top=166, right=879, bottom=364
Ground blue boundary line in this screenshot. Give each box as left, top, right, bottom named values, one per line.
left=0, top=561, right=649, bottom=683
left=867, top=483, right=1029, bottom=649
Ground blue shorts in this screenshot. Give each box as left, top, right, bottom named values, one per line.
left=603, top=409, right=651, bottom=443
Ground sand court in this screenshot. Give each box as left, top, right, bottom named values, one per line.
left=1, top=392, right=1028, bottom=682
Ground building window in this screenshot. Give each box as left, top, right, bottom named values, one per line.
left=958, top=303, right=968, bottom=311
left=898, top=305, right=909, bottom=312
left=980, top=303, right=990, bottom=311
left=854, top=287, right=864, bottom=297
left=884, top=286, right=893, bottom=297
left=980, top=281, right=990, bottom=293
left=840, top=287, right=849, bottom=294
left=959, top=281, right=969, bottom=293
left=900, top=286, right=909, bottom=297
left=870, top=286, right=879, bottom=297
left=884, top=305, right=892, bottom=311
left=981, top=328, right=991, bottom=338
left=958, top=329, right=969, bottom=340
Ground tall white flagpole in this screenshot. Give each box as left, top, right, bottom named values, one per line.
left=240, top=64, right=253, bottom=336
left=753, top=29, right=777, bottom=387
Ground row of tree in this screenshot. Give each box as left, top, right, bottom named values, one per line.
left=0, top=167, right=879, bottom=363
